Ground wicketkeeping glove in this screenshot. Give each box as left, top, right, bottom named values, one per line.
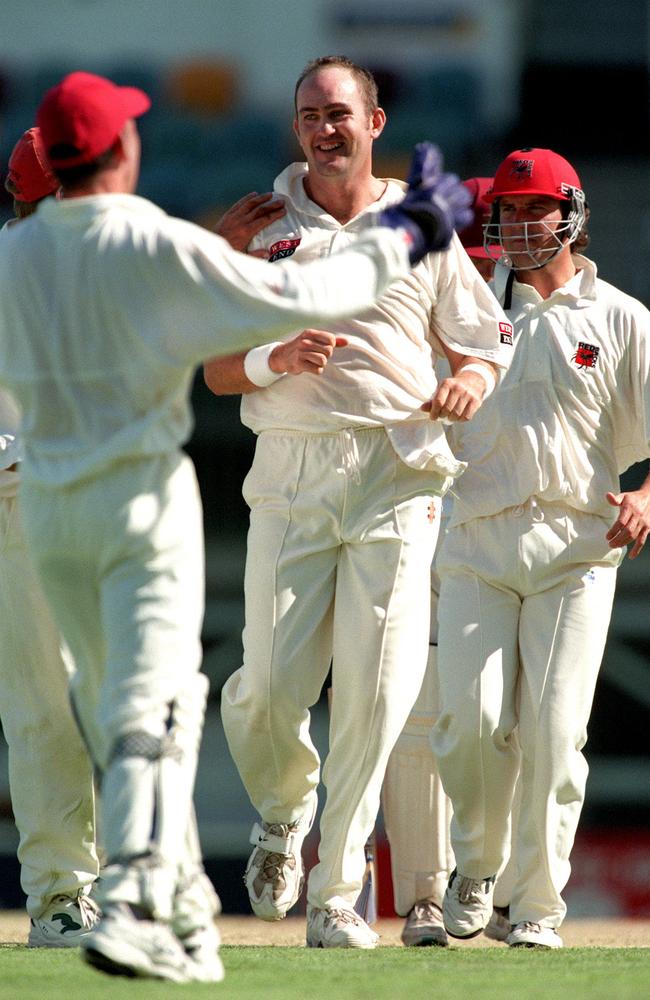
left=378, top=142, right=473, bottom=265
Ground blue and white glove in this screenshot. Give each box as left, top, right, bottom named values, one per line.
left=378, top=142, right=473, bottom=265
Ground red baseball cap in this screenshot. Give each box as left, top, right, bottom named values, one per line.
left=7, top=127, right=59, bottom=202
left=37, top=71, right=151, bottom=169
left=459, top=177, right=493, bottom=258
left=485, top=148, right=582, bottom=203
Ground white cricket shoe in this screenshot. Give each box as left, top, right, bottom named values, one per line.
left=244, top=819, right=308, bottom=920
left=306, top=899, right=379, bottom=949
left=484, top=904, right=512, bottom=942
left=181, top=921, right=225, bottom=982
left=81, top=903, right=193, bottom=982
left=507, top=921, right=563, bottom=949
left=401, top=900, right=449, bottom=947
left=442, top=868, right=496, bottom=939
left=173, top=870, right=224, bottom=982
left=28, top=889, right=100, bottom=948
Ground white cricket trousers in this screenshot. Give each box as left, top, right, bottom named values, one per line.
left=221, top=427, right=441, bottom=909
left=20, top=453, right=209, bottom=917
left=0, top=491, right=98, bottom=918
left=382, top=561, right=454, bottom=914
left=433, top=498, right=620, bottom=927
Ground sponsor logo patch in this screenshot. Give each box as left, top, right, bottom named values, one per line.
left=499, top=321, right=513, bottom=345
left=571, top=341, right=600, bottom=370
left=510, top=158, right=534, bottom=180
left=268, top=237, right=301, bottom=262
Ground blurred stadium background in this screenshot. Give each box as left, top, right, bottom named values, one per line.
left=0, top=0, right=648, bottom=919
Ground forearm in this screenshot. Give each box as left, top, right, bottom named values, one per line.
left=203, top=351, right=258, bottom=396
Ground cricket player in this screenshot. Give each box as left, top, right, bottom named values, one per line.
left=205, top=56, right=512, bottom=949
left=0, top=127, right=100, bottom=947
left=433, top=147, right=650, bottom=948
left=0, top=70, right=473, bottom=982
left=380, top=176, right=500, bottom=948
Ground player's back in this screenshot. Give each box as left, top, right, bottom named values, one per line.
left=0, top=193, right=197, bottom=487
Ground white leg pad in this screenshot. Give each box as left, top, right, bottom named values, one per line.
left=382, top=645, right=454, bottom=915
left=98, top=674, right=209, bottom=920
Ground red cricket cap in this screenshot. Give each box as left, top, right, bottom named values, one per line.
left=485, top=148, right=582, bottom=203
left=7, top=127, right=59, bottom=202
left=36, top=71, right=151, bottom=169
left=458, top=177, right=493, bottom=257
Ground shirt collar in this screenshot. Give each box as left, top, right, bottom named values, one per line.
left=492, top=254, right=598, bottom=307
left=273, top=162, right=403, bottom=227
left=37, top=193, right=166, bottom=226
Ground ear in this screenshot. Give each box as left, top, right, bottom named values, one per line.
left=370, top=106, right=386, bottom=140
left=111, top=132, right=127, bottom=164
left=292, top=117, right=304, bottom=151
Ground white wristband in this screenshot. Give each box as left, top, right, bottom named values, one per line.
left=243, top=342, right=286, bottom=388
left=460, top=362, right=497, bottom=398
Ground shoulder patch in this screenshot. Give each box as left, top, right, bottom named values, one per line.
left=268, top=237, right=301, bottom=262
left=499, top=321, right=513, bottom=345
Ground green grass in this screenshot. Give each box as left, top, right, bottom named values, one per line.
left=1, top=945, right=649, bottom=1000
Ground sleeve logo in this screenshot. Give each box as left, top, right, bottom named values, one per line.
left=499, top=321, right=513, bottom=345
left=571, top=341, right=600, bottom=370
left=268, top=238, right=302, bottom=262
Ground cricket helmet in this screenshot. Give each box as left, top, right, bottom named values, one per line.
left=483, top=148, right=586, bottom=270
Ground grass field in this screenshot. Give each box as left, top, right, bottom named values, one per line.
left=2, top=915, right=649, bottom=1000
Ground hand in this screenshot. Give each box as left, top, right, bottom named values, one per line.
left=269, top=330, right=348, bottom=376
left=421, top=369, right=488, bottom=423
left=605, top=490, right=650, bottom=559
left=215, top=192, right=286, bottom=252
left=378, top=143, right=473, bottom=265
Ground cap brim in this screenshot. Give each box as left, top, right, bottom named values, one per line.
left=120, top=87, right=151, bottom=119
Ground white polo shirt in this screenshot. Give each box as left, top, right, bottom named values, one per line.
left=447, top=256, right=650, bottom=526
left=0, top=192, right=412, bottom=488
left=241, top=164, right=513, bottom=478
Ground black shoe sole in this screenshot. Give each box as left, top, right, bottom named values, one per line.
left=83, top=947, right=138, bottom=978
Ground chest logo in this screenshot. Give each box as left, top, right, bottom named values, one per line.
left=268, top=237, right=301, bottom=262
left=571, top=341, right=600, bottom=370
left=499, top=321, right=513, bottom=345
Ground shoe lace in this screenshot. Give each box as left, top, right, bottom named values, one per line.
left=77, top=891, right=101, bottom=928
left=411, top=900, right=443, bottom=922
left=456, top=875, right=492, bottom=904
left=258, top=850, right=296, bottom=885
left=324, top=907, right=365, bottom=929
left=518, top=921, right=542, bottom=934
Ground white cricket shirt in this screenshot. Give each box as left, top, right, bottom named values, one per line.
left=241, top=164, right=513, bottom=478
left=447, top=256, right=650, bottom=525
left=0, top=192, right=411, bottom=488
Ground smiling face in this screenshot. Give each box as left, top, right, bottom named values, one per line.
left=293, top=66, right=385, bottom=183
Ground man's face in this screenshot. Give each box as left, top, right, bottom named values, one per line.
left=293, top=67, right=384, bottom=180
left=498, top=193, right=566, bottom=269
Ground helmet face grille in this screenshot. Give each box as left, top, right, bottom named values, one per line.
left=482, top=185, right=586, bottom=271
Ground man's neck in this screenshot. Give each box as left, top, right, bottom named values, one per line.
left=515, top=247, right=578, bottom=300
left=302, top=171, right=387, bottom=225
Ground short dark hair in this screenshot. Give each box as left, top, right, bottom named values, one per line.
left=50, top=142, right=118, bottom=190
left=294, top=56, right=379, bottom=117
